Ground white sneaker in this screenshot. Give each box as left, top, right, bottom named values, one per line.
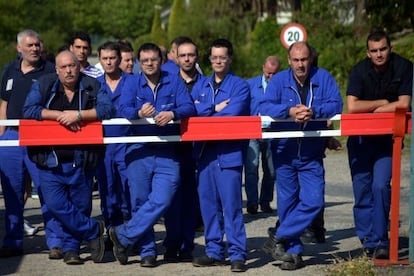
left=24, top=219, right=39, bottom=236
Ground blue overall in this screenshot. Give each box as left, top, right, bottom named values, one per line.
left=163, top=72, right=205, bottom=255
left=244, top=75, right=275, bottom=207
left=260, top=67, right=343, bottom=254
left=191, top=72, right=250, bottom=262
left=0, top=59, right=56, bottom=250
left=96, top=72, right=131, bottom=228
left=23, top=72, right=113, bottom=253
left=115, top=71, right=196, bottom=258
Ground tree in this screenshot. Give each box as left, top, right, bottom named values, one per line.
left=151, top=6, right=168, bottom=46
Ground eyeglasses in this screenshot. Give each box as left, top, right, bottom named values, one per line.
left=139, top=57, right=161, bottom=64
left=209, top=56, right=229, bottom=62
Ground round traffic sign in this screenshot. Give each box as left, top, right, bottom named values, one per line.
left=280, top=23, right=307, bottom=49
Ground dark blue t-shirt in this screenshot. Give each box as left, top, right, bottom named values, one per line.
left=1, top=59, right=55, bottom=119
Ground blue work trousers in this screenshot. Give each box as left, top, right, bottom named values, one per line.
left=0, top=128, right=62, bottom=250
left=274, top=156, right=325, bottom=254
left=347, top=136, right=392, bottom=249
left=115, top=144, right=180, bottom=258
left=38, top=162, right=100, bottom=253
left=96, top=143, right=130, bottom=229
left=164, top=142, right=198, bottom=253
left=197, top=153, right=246, bottom=262
left=244, top=139, right=275, bottom=206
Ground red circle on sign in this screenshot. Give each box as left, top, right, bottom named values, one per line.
left=280, top=23, right=307, bottom=49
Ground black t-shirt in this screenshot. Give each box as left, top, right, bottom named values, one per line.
left=347, top=53, right=413, bottom=101
left=48, top=84, right=81, bottom=161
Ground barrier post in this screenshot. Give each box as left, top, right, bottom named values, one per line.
left=375, top=108, right=409, bottom=266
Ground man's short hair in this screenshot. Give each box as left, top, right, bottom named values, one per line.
left=69, top=31, right=92, bottom=46
left=98, top=41, right=121, bottom=58
left=176, top=37, right=198, bottom=56
left=118, top=40, right=134, bottom=53
left=366, top=28, right=391, bottom=48
left=137, top=43, right=162, bottom=60
left=17, top=29, right=40, bottom=45
left=170, top=36, right=193, bottom=48
left=209, top=38, right=233, bottom=57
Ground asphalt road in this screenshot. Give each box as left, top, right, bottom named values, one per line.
left=0, top=150, right=412, bottom=275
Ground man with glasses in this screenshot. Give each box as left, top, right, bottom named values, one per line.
left=346, top=29, right=412, bottom=259
left=191, top=38, right=250, bottom=273
left=260, top=41, right=342, bottom=270
left=109, top=43, right=196, bottom=268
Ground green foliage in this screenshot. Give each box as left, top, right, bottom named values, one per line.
left=246, top=17, right=288, bottom=75
left=151, top=6, right=168, bottom=46
left=168, top=0, right=188, bottom=42
left=99, top=1, right=154, bottom=40
left=365, top=0, right=414, bottom=32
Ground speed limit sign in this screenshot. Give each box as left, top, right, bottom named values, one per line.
left=280, top=23, right=307, bottom=49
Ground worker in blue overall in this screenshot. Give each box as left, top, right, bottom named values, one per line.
left=260, top=41, right=342, bottom=270
left=163, top=37, right=205, bottom=263
left=22, top=50, right=111, bottom=264
left=0, top=29, right=57, bottom=258
left=191, top=38, right=250, bottom=273
left=346, top=29, right=412, bottom=259
left=109, top=43, right=196, bottom=268
left=244, top=55, right=280, bottom=215
left=95, top=41, right=131, bottom=247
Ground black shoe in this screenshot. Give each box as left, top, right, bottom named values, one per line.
left=63, top=251, right=84, bottom=265
left=192, top=255, right=225, bottom=267
left=231, top=260, right=246, bottom=272
left=0, top=247, right=23, bottom=258
left=262, top=234, right=285, bottom=260
left=108, top=227, right=128, bottom=265
left=267, top=227, right=277, bottom=236
left=280, top=254, right=304, bottom=270
left=260, top=203, right=274, bottom=213
left=179, top=250, right=193, bottom=262
left=246, top=204, right=258, bottom=214
left=164, top=248, right=179, bottom=263
left=300, top=228, right=326, bottom=244
left=49, top=247, right=63, bottom=260
left=89, top=220, right=105, bottom=263
left=141, top=255, right=157, bottom=267
left=374, top=247, right=389, bottom=259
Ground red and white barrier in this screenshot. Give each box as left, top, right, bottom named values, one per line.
left=0, top=111, right=410, bottom=146
left=0, top=109, right=411, bottom=266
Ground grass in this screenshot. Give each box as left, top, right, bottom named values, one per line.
left=325, top=255, right=376, bottom=276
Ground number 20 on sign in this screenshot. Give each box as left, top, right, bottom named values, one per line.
left=280, top=23, right=307, bottom=49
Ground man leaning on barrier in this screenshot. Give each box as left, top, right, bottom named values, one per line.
left=346, top=28, right=413, bottom=260
left=260, top=41, right=343, bottom=270
left=22, top=50, right=112, bottom=264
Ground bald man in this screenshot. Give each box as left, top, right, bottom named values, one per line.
left=244, top=56, right=280, bottom=215
left=23, top=50, right=112, bottom=264
left=260, top=42, right=342, bottom=270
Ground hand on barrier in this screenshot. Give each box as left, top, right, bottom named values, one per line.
left=139, top=102, right=156, bottom=118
